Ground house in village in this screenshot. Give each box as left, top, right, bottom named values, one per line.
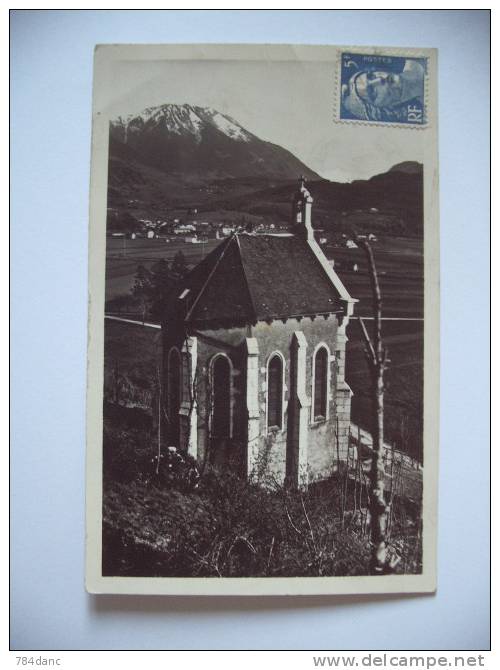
left=174, top=223, right=196, bottom=235
left=161, top=178, right=356, bottom=487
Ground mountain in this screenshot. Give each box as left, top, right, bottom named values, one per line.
left=106, top=104, right=423, bottom=238
left=388, top=161, right=423, bottom=175
left=196, top=164, right=423, bottom=238
left=109, top=104, right=321, bottom=181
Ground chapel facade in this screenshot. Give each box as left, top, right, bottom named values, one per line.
left=161, top=178, right=356, bottom=486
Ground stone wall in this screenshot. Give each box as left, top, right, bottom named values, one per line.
left=162, top=313, right=352, bottom=486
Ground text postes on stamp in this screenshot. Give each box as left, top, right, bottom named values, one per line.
left=339, top=52, right=427, bottom=126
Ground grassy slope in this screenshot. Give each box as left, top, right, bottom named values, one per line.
left=103, top=320, right=161, bottom=408
left=103, top=473, right=374, bottom=578
left=102, top=413, right=422, bottom=578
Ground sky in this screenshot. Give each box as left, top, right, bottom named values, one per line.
left=95, top=48, right=425, bottom=182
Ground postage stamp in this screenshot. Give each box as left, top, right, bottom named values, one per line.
left=339, top=52, right=428, bottom=125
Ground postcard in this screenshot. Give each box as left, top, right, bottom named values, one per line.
left=86, top=44, right=439, bottom=595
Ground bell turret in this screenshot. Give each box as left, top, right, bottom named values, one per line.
left=292, top=175, right=314, bottom=241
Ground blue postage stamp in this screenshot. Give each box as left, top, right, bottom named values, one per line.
left=339, top=52, right=427, bottom=125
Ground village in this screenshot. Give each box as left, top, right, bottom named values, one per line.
left=106, top=204, right=378, bottom=270
left=109, top=201, right=380, bottom=239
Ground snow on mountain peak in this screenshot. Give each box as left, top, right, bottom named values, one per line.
left=112, top=104, right=252, bottom=143
left=209, top=111, right=251, bottom=141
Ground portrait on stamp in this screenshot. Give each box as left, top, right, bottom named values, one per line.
left=340, top=53, right=427, bottom=125
left=86, top=44, right=439, bottom=595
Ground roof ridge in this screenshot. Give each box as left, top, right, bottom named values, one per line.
left=304, top=237, right=355, bottom=304
left=184, top=236, right=233, bottom=322
left=234, top=234, right=258, bottom=323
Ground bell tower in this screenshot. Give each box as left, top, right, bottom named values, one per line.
left=292, top=176, right=314, bottom=241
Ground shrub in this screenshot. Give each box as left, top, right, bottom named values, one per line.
left=147, top=447, right=201, bottom=492
left=102, top=403, right=153, bottom=483
left=103, top=469, right=372, bottom=578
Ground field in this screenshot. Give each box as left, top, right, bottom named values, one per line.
left=335, top=237, right=424, bottom=460
left=104, top=318, right=161, bottom=370
left=346, top=319, right=423, bottom=461
left=332, top=236, right=423, bottom=318
left=105, top=236, right=220, bottom=300
left=103, top=319, right=160, bottom=409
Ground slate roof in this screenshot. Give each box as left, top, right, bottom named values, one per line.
left=170, top=233, right=346, bottom=326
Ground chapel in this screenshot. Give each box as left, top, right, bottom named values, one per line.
left=161, top=178, right=356, bottom=486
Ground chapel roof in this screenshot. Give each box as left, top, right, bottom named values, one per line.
left=169, top=232, right=348, bottom=327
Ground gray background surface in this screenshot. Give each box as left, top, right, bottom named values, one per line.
left=10, top=9, right=490, bottom=650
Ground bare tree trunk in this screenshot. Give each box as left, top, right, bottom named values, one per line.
left=356, top=238, right=390, bottom=574
left=156, top=365, right=161, bottom=475
left=113, top=361, right=120, bottom=405
left=336, top=417, right=345, bottom=529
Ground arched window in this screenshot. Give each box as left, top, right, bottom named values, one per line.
left=210, top=355, right=232, bottom=438
left=313, top=345, right=329, bottom=422
left=167, top=348, right=181, bottom=444
left=267, top=353, right=284, bottom=430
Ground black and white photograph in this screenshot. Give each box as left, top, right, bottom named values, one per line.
left=86, top=44, right=439, bottom=595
